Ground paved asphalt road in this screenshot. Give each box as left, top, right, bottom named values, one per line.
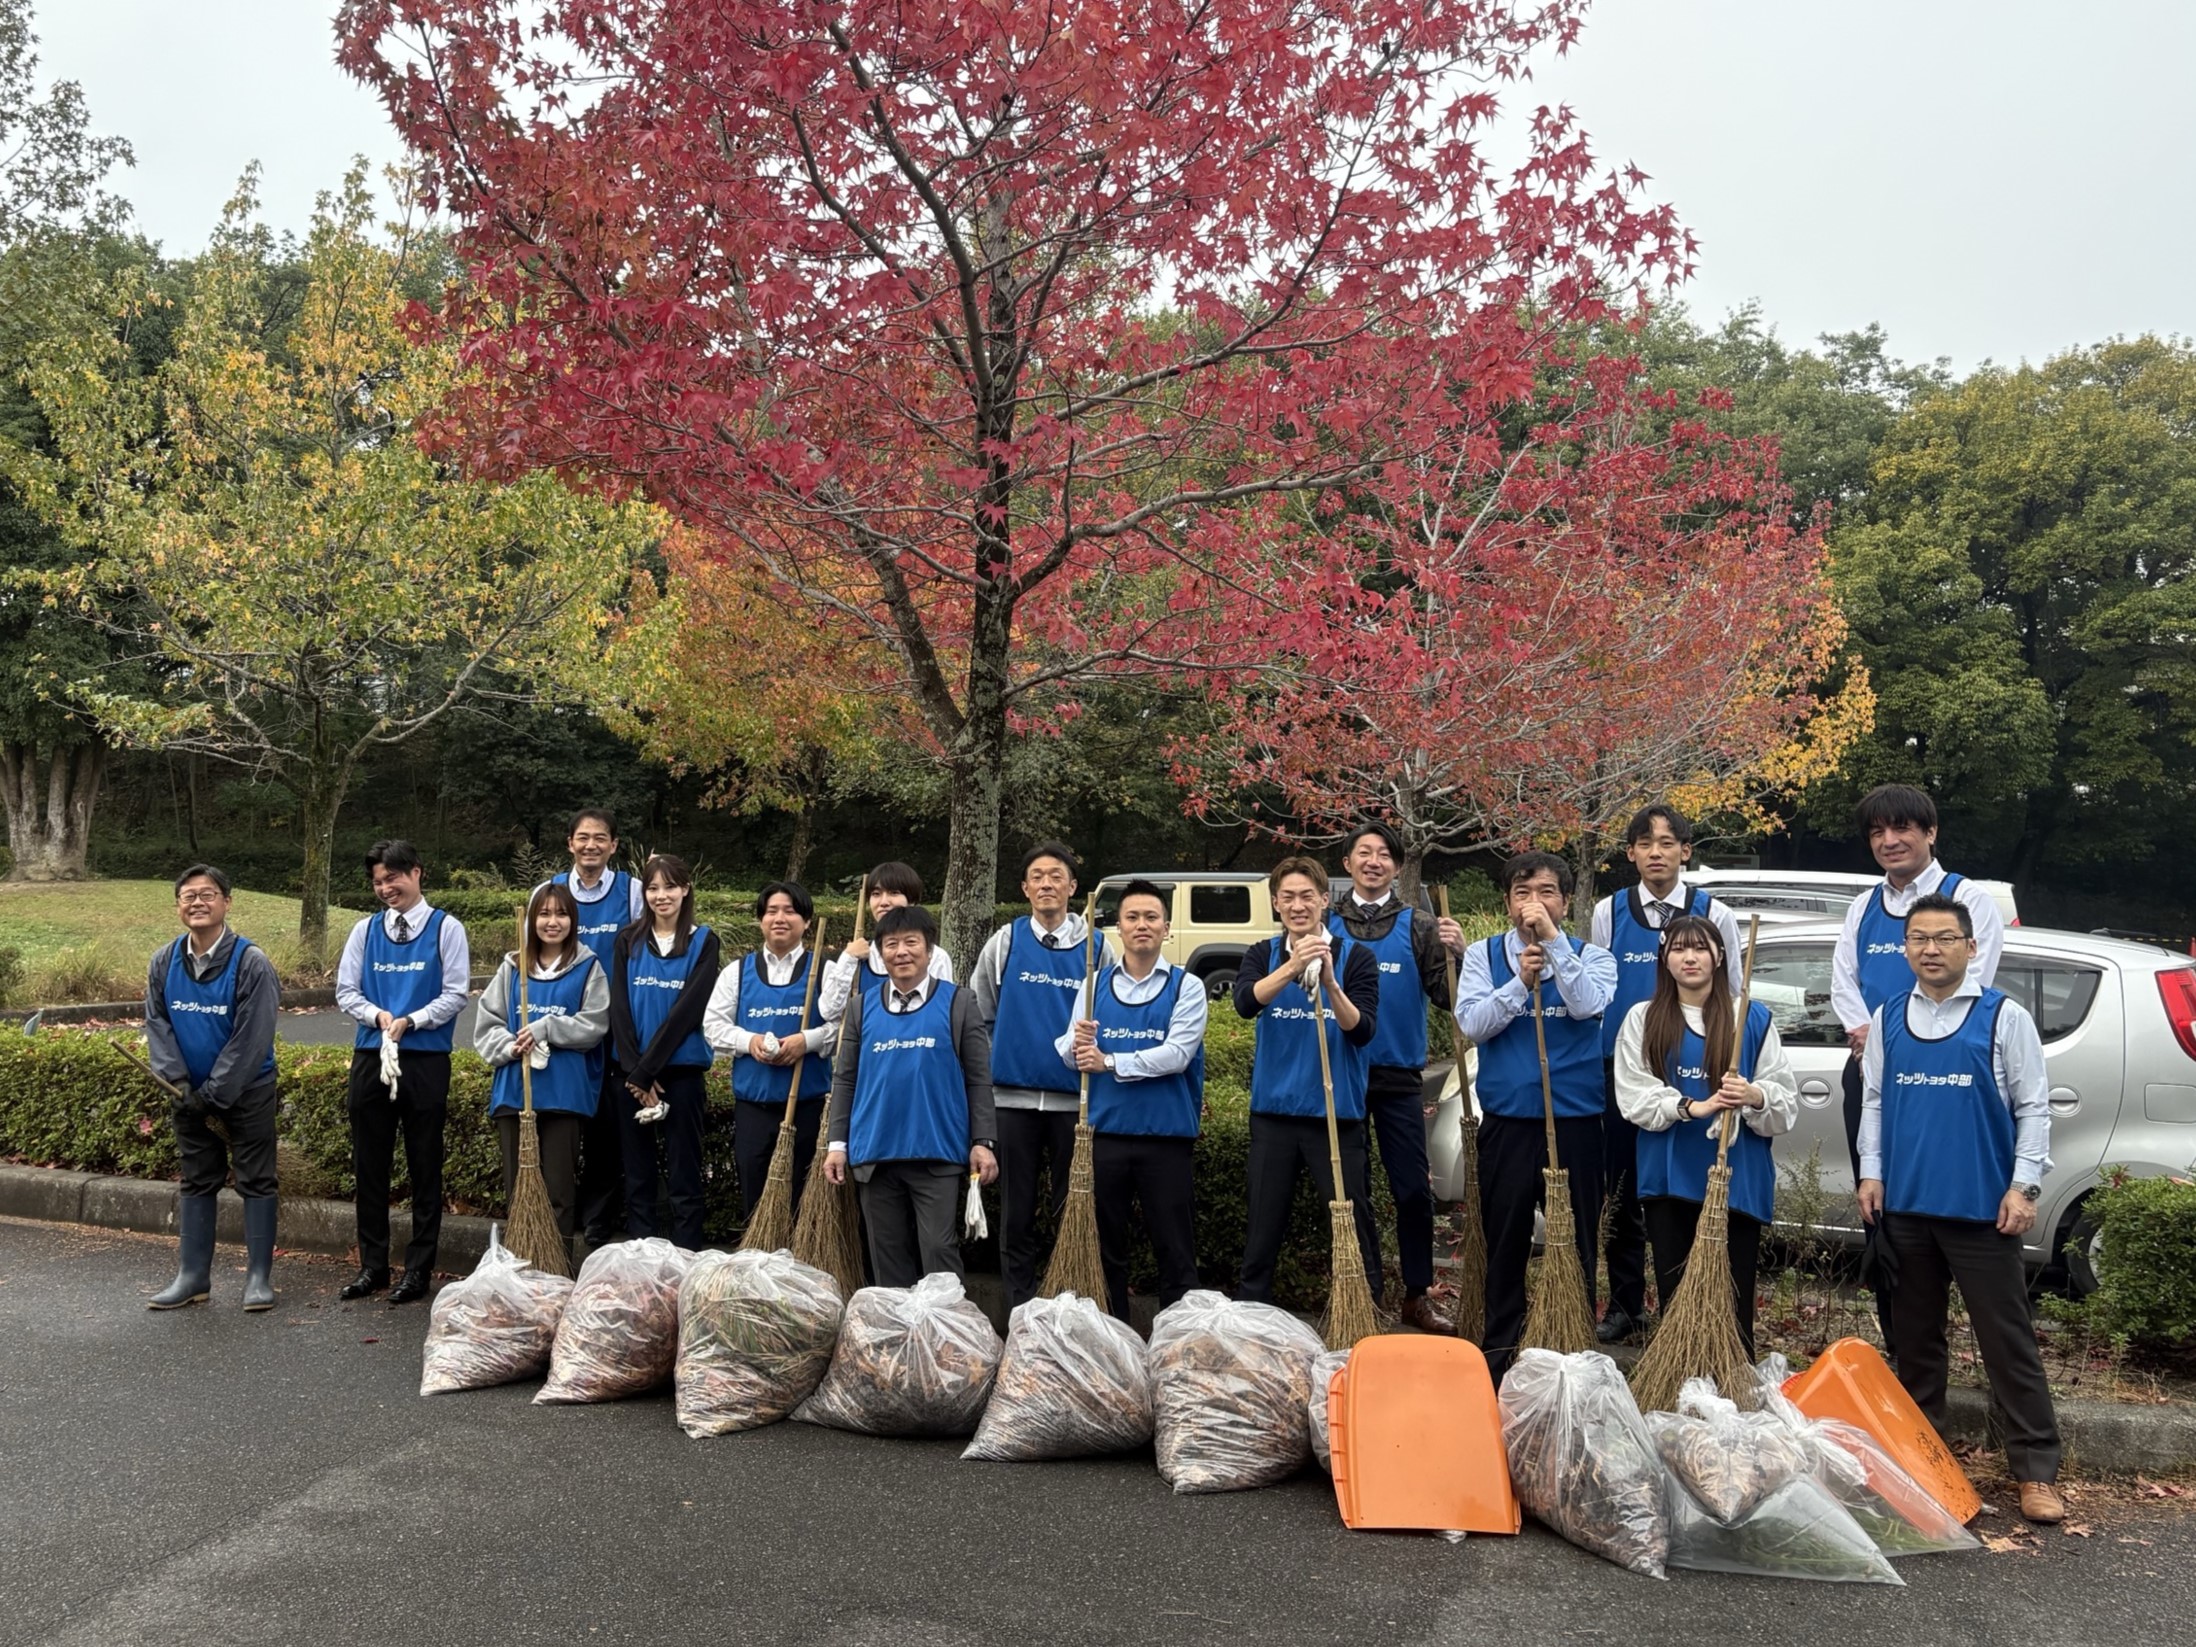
left=279, top=1004, right=483, bottom=1048
left=4, top=1218, right=2193, bottom=1647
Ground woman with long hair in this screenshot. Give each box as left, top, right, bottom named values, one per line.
left=608, top=854, right=722, bottom=1249
left=473, top=882, right=611, bottom=1250
left=1612, top=914, right=1797, bottom=1354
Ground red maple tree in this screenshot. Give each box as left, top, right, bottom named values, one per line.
left=338, top=0, right=1689, bottom=954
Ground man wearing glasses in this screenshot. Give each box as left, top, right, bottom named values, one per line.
left=1856, top=892, right=2062, bottom=1525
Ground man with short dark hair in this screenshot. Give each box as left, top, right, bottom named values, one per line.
left=972, top=840, right=1095, bottom=1307
left=1857, top=892, right=2063, bottom=1524
left=1328, top=820, right=1465, bottom=1332
left=334, top=840, right=470, bottom=1304
left=825, top=905, right=999, bottom=1285
left=547, top=805, right=644, bottom=1250
left=143, top=864, right=281, bottom=1311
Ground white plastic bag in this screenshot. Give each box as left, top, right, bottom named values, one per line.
left=793, top=1272, right=1002, bottom=1437
left=963, top=1291, right=1153, bottom=1461
left=1307, top=1349, right=1350, bottom=1475
left=419, top=1227, right=574, bottom=1395
left=675, top=1249, right=844, bottom=1436
left=1148, top=1290, right=1322, bottom=1494
left=1666, top=1474, right=1905, bottom=1584
left=535, top=1237, right=694, bottom=1404
left=1648, top=1378, right=1816, bottom=1524
left=1500, top=1349, right=1669, bottom=1578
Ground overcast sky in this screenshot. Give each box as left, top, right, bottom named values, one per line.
left=34, top=0, right=2195, bottom=374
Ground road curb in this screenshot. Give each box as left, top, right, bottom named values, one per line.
left=3, top=976, right=496, bottom=1028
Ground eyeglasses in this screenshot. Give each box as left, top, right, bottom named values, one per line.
left=177, top=891, right=224, bottom=905
left=1905, top=930, right=1971, bottom=952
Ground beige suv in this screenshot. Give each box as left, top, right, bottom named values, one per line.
left=1093, top=872, right=1283, bottom=1000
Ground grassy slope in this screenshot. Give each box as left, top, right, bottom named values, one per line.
left=0, top=880, right=366, bottom=1001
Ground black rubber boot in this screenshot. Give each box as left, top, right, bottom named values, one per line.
left=149, top=1193, right=217, bottom=1309
left=241, top=1196, right=278, bottom=1312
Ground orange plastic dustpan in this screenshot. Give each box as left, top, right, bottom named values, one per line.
left=1783, top=1336, right=1982, bottom=1523
left=1328, top=1335, right=1519, bottom=1534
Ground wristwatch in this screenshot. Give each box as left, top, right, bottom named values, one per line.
left=1102, top=1053, right=1117, bottom=1074
left=2015, top=1182, right=2041, bottom=1203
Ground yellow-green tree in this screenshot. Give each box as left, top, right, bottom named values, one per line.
left=12, top=164, right=657, bottom=954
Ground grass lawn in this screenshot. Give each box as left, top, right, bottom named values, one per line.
left=0, top=880, right=366, bottom=1004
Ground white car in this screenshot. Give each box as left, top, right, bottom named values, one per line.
left=1687, top=866, right=2021, bottom=928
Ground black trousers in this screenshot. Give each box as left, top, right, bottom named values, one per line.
left=1643, top=1195, right=1764, bottom=1358
left=496, top=1110, right=583, bottom=1242
left=733, top=1096, right=825, bottom=1223
left=1356, top=1065, right=1436, bottom=1297
left=1601, top=1059, right=1648, bottom=1321
left=1478, top=1110, right=1604, bottom=1383
left=1238, top=1113, right=1382, bottom=1305
left=576, top=1061, right=626, bottom=1245
left=1842, top=1052, right=1898, bottom=1362
left=1092, top=1132, right=1199, bottom=1321
left=346, top=1047, right=450, bottom=1275
left=998, top=1105, right=1078, bottom=1308
left=175, top=1078, right=280, bottom=1200
left=1884, top=1213, right=2062, bottom=1483
left=618, top=1066, right=708, bottom=1250
left=858, top=1162, right=964, bottom=1288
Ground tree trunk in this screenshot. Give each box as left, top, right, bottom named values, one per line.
left=937, top=689, right=1008, bottom=972
left=1569, top=833, right=1602, bottom=930
left=784, top=800, right=815, bottom=882
left=296, top=766, right=346, bottom=966
left=0, top=740, right=105, bottom=881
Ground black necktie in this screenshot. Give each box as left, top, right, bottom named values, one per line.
left=394, top=912, right=410, bottom=942
left=1658, top=902, right=1680, bottom=928
left=894, top=989, right=919, bottom=1012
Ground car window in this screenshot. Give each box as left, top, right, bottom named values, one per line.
left=1714, top=890, right=1851, bottom=916
left=1189, top=884, right=1251, bottom=926
left=1992, top=960, right=2102, bottom=1042
left=1747, top=942, right=1845, bottom=1047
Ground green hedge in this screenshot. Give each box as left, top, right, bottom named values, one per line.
left=2088, top=1168, right=2196, bottom=1350
left=1, top=1012, right=1412, bottom=1311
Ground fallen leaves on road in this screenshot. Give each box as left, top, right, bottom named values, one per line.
left=2136, top=1478, right=2190, bottom=1499
left=2063, top=1522, right=2094, bottom=1537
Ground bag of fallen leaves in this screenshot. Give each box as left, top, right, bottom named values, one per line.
left=674, top=1249, right=845, bottom=1437
left=1647, top=1377, right=1816, bottom=1524
left=793, top=1272, right=1002, bottom=1438
left=535, top=1238, right=695, bottom=1404
left=419, top=1228, right=574, bottom=1395
left=1307, top=1349, right=1350, bottom=1475
left=1149, top=1290, right=1323, bottom=1495
left=962, top=1291, right=1154, bottom=1461
left=1500, top=1349, right=1669, bottom=1578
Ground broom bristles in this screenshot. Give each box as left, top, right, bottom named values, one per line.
left=504, top=1110, right=572, bottom=1277
left=1322, top=1199, right=1381, bottom=1350
left=738, top=1112, right=802, bottom=1254
left=1038, top=1123, right=1109, bottom=1303
left=791, top=1135, right=864, bottom=1298
left=1451, top=1110, right=1488, bottom=1344
left=1520, top=1166, right=1596, bottom=1354
left=1629, top=1164, right=1756, bottom=1412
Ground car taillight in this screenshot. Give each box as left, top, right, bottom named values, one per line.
left=2160, top=968, right=2196, bottom=1062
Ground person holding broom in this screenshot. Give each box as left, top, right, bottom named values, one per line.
left=703, top=880, right=837, bottom=1220
left=1587, top=805, right=1746, bottom=1344
left=1328, top=822, right=1466, bottom=1333
left=1058, top=879, right=1209, bottom=1321
left=818, top=860, right=953, bottom=1025
left=141, top=863, right=282, bottom=1311
left=823, top=905, right=999, bottom=1285
left=473, top=882, right=611, bottom=1254
left=1455, top=851, right=1617, bottom=1381
left=1233, top=857, right=1385, bottom=1310
left=1613, top=913, right=1794, bottom=1357
left=971, top=841, right=1097, bottom=1309
left=1857, top=892, right=2064, bottom=1524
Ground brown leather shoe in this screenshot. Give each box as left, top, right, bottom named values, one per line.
left=1400, top=1294, right=1452, bottom=1334
left=2018, top=1481, right=2066, bottom=1524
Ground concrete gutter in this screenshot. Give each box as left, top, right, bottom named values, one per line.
left=2, top=977, right=498, bottom=1027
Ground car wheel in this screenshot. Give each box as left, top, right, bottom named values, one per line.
left=2064, top=1206, right=2105, bottom=1299
left=1200, top=968, right=1236, bottom=1002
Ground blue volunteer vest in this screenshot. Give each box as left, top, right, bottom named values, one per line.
left=623, top=925, right=715, bottom=1069
left=730, top=948, right=830, bottom=1104
left=848, top=981, right=969, bottom=1167
left=163, top=936, right=277, bottom=1090
left=1475, top=934, right=1604, bottom=1120
left=1879, top=988, right=2015, bottom=1223
left=1249, top=937, right=1371, bottom=1121
left=354, top=908, right=455, bottom=1052
left=1603, top=887, right=1714, bottom=1058
left=1635, top=1001, right=1776, bottom=1223
left=1329, top=906, right=1428, bottom=1071
left=490, top=956, right=604, bottom=1116
left=987, top=918, right=1087, bottom=1091
left=554, top=869, right=636, bottom=970
left=1086, top=964, right=1204, bottom=1137
left=1854, top=871, right=1969, bottom=1015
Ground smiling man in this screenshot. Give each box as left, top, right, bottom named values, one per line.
left=546, top=806, right=645, bottom=1252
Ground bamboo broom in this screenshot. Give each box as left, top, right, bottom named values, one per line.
left=793, top=880, right=867, bottom=1297
left=1519, top=975, right=1596, bottom=1355
left=1039, top=889, right=1110, bottom=1303
left=1309, top=955, right=1382, bottom=1350
left=504, top=904, right=572, bottom=1277
left=1629, top=915, right=1764, bottom=1413
left=740, top=917, right=827, bottom=1255
left=1439, top=886, right=1488, bottom=1345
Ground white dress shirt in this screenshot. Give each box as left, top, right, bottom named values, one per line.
left=703, top=944, right=840, bottom=1059
left=1454, top=928, right=1618, bottom=1046
left=1857, top=978, right=2052, bottom=1186
left=333, top=899, right=472, bottom=1029
left=1589, top=876, right=1747, bottom=968
left=1053, top=956, right=1209, bottom=1082
left=1613, top=1000, right=1798, bottom=1136
left=1830, top=860, right=2005, bottom=1033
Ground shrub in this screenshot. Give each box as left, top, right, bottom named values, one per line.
left=2088, top=1168, right=2196, bottom=1351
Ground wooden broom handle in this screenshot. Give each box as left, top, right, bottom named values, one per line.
left=1530, top=980, right=1560, bottom=1162
left=516, top=900, right=535, bottom=1119
left=1714, top=914, right=1764, bottom=1164
left=1076, top=888, right=1100, bottom=1125
left=851, top=873, right=870, bottom=943
left=782, top=916, right=828, bottom=1108
left=1436, top=886, right=1459, bottom=1008
left=1308, top=956, right=1347, bottom=1191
